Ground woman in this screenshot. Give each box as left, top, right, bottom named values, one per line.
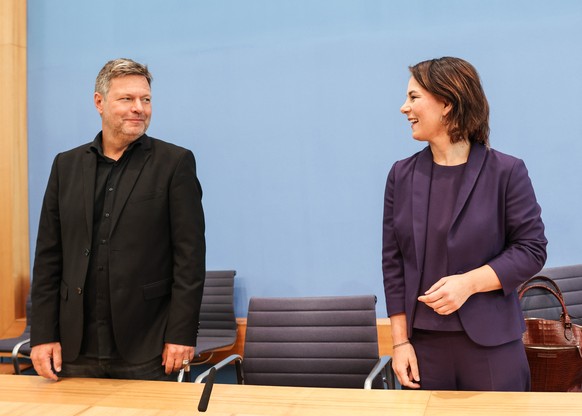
left=382, top=57, right=547, bottom=391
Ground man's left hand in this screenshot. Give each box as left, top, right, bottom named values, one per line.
left=162, top=343, right=195, bottom=374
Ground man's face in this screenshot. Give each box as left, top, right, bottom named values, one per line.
left=94, top=75, right=152, bottom=143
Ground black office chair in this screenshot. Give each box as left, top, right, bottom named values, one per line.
left=195, top=294, right=394, bottom=389
left=0, top=293, right=32, bottom=374
left=179, top=270, right=237, bottom=382
left=194, top=270, right=238, bottom=361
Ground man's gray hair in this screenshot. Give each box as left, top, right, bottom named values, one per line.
left=95, top=58, right=153, bottom=97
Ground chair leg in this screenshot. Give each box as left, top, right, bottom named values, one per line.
left=235, top=359, right=244, bottom=384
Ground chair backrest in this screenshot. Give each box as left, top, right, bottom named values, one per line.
left=196, top=270, right=237, bottom=355
left=520, top=264, right=582, bottom=325
left=242, top=295, right=383, bottom=388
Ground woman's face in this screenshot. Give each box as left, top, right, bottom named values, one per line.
left=400, top=77, right=450, bottom=143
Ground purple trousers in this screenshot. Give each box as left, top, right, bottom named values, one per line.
left=410, top=329, right=530, bottom=391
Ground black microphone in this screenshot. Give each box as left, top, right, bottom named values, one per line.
left=197, top=367, right=217, bottom=412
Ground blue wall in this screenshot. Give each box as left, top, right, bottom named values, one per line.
left=27, top=0, right=582, bottom=317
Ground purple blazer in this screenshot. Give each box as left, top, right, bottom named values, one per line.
left=382, top=144, right=547, bottom=347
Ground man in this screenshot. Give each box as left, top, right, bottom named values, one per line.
left=30, top=58, right=206, bottom=381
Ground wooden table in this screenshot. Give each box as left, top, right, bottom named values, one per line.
left=0, top=374, right=580, bottom=415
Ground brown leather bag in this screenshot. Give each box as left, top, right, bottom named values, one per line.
left=518, top=275, right=582, bottom=392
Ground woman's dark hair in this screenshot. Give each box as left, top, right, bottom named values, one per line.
left=409, top=57, right=490, bottom=147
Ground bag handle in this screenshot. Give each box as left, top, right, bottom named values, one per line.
left=518, top=275, right=563, bottom=299
left=518, top=277, right=576, bottom=341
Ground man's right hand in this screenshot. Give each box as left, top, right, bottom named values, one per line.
left=31, top=342, right=62, bottom=381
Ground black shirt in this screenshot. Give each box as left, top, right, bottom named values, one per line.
left=80, top=133, right=143, bottom=359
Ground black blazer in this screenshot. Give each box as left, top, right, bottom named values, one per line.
left=31, top=134, right=206, bottom=364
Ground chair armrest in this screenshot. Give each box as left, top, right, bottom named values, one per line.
left=11, top=338, right=31, bottom=375
left=194, top=354, right=243, bottom=383
left=364, top=355, right=394, bottom=389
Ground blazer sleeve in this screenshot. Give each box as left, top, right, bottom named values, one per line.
left=487, top=158, right=547, bottom=294
left=164, top=150, right=206, bottom=346
left=30, top=155, right=63, bottom=346
left=382, top=163, right=406, bottom=316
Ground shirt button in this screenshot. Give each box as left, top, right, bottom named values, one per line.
left=101, top=239, right=107, bottom=244
left=84, top=248, right=90, bottom=256
left=104, top=213, right=110, bottom=218
left=108, top=187, right=114, bottom=192
left=77, top=287, right=83, bottom=295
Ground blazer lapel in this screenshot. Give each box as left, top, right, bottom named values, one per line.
left=450, top=143, right=487, bottom=227
left=82, top=149, right=96, bottom=240
left=412, top=147, right=433, bottom=275
left=108, top=139, right=151, bottom=236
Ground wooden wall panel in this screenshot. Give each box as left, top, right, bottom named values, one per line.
left=0, top=0, right=29, bottom=337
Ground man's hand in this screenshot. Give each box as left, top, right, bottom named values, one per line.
left=31, top=342, right=62, bottom=381
left=162, top=343, right=195, bottom=375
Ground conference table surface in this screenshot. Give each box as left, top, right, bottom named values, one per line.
left=0, top=374, right=580, bottom=415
